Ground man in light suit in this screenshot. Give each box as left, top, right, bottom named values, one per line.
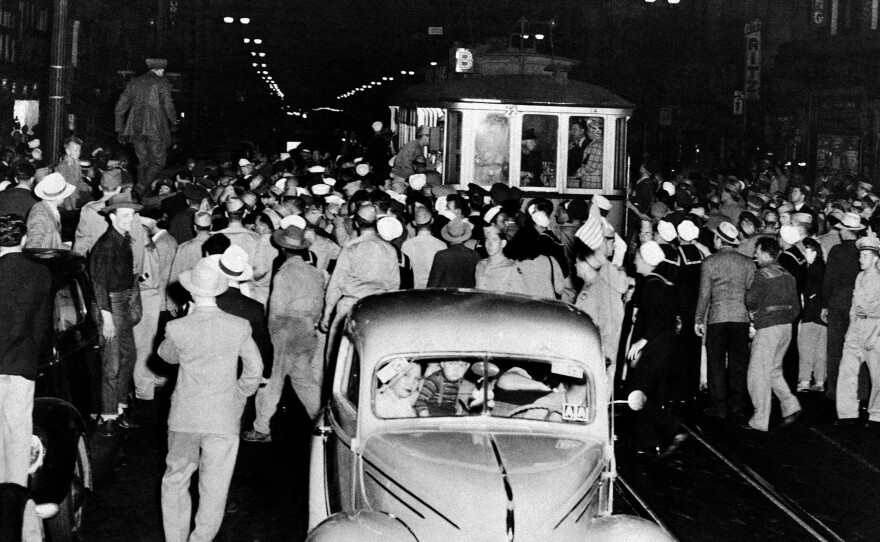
left=158, top=258, right=262, bottom=542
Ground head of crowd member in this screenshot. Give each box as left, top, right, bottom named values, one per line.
left=412, top=205, right=433, bottom=232
left=13, top=161, right=36, bottom=188
left=802, top=237, right=823, bottom=267
left=100, top=192, right=143, bottom=235
left=778, top=203, right=793, bottom=226
left=778, top=224, right=803, bottom=250
left=441, top=218, right=473, bottom=246
left=656, top=219, right=677, bottom=245
left=174, top=169, right=194, bottom=190
left=754, top=237, right=781, bottom=268
left=638, top=219, right=654, bottom=246
left=738, top=211, right=761, bottom=238
left=676, top=218, right=700, bottom=246
left=412, top=154, right=428, bottom=175
left=63, top=136, right=82, bottom=162
left=34, top=172, right=76, bottom=209
left=180, top=257, right=228, bottom=305
left=857, top=181, right=874, bottom=200
left=835, top=211, right=866, bottom=242
left=574, top=241, right=602, bottom=284
left=555, top=202, right=570, bottom=225
left=145, top=57, right=167, bottom=76
left=761, top=209, right=780, bottom=234
left=353, top=203, right=379, bottom=234
left=790, top=185, right=807, bottom=206
left=272, top=224, right=312, bottom=260
left=483, top=225, right=508, bottom=259
left=528, top=199, right=553, bottom=233
left=224, top=196, right=247, bottom=225
left=856, top=237, right=880, bottom=271
left=566, top=199, right=590, bottom=227
left=0, top=214, right=27, bottom=251
left=192, top=210, right=213, bottom=236
left=634, top=240, right=664, bottom=277
left=202, top=232, right=231, bottom=257
left=238, top=158, right=254, bottom=179
left=445, top=194, right=469, bottom=221
left=569, top=120, right=587, bottom=145
left=712, top=221, right=740, bottom=251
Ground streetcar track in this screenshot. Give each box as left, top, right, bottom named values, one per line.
left=680, top=422, right=846, bottom=542
left=616, top=474, right=678, bottom=540
left=807, top=426, right=880, bottom=476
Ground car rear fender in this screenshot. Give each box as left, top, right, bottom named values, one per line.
left=306, top=510, right=417, bottom=542
left=29, top=397, right=91, bottom=505
left=589, top=514, right=676, bottom=541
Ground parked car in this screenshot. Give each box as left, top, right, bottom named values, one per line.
left=306, top=289, right=672, bottom=542
left=0, top=249, right=98, bottom=542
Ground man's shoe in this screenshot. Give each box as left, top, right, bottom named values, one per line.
left=97, top=419, right=118, bottom=437
left=834, top=418, right=858, bottom=427
left=242, top=430, right=272, bottom=443
left=810, top=382, right=825, bottom=393
left=117, top=412, right=140, bottom=430
left=739, top=421, right=765, bottom=432
left=796, top=380, right=810, bottom=393
left=779, top=410, right=802, bottom=427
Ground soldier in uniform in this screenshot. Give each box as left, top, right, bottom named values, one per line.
left=835, top=236, right=880, bottom=426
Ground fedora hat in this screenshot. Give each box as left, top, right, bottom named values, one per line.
left=712, top=221, right=740, bottom=245
left=835, top=212, right=866, bottom=231
left=216, top=245, right=253, bottom=282
left=145, top=58, right=168, bottom=69
left=179, top=258, right=228, bottom=297
left=99, top=191, right=143, bottom=215
left=272, top=225, right=311, bottom=250
left=441, top=218, right=473, bottom=244
left=183, top=183, right=209, bottom=202
left=34, top=172, right=76, bottom=201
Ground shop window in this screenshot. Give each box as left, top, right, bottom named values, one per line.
left=445, top=110, right=462, bottom=186
left=567, top=116, right=604, bottom=190
left=473, top=111, right=510, bottom=185
left=519, top=114, right=558, bottom=189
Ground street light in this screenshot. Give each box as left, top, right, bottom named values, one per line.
left=254, top=38, right=262, bottom=44
left=243, top=38, right=250, bottom=43
left=240, top=17, right=250, bottom=24
left=258, top=52, right=266, bottom=57
left=408, top=71, right=415, bottom=75
left=223, top=16, right=234, bottom=23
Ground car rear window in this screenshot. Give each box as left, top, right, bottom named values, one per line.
left=372, top=357, right=594, bottom=424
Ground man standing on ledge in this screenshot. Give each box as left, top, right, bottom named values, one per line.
left=115, top=57, right=178, bottom=198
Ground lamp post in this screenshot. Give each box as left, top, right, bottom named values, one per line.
left=47, top=0, right=70, bottom=165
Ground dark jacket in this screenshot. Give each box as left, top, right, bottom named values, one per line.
left=427, top=244, right=481, bottom=288
left=114, top=71, right=177, bottom=146
left=0, top=252, right=52, bottom=379
left=746, top=262, right=800, bottom=329
left=217, top=287, right=274, bottom=378
left=802, top=261, right=826, bottom=325
left=822, top=240, right=860, bottom=311
left=0, top=186, right=37, bottom=219
left=779, top=245, right=807, bottom=293
left=634, top=274, right=675, bottom=345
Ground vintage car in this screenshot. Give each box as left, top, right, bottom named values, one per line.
left=0, top=249, right=97, bottom=542
left=307, top=289, right=672, bottom=542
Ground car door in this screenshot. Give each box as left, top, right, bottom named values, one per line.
left=326, top=335, right=360, bottom=512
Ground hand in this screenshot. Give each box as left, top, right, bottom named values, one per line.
left=627, top=338, right=647, bottom=366
left=694, top=323, right=706, bottom=337
left=101, top=311, right=116, bottom=341
left=820, top=308, right=828, bottom=323
left=117, top=134, right=128, bottom=145
left=318, top=315, right=331, bottom=333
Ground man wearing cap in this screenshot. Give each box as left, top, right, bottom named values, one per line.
left=114, top=58, right=178, bottom=198
left=673, top=218, right=710, bottom=402
left=823, top=213, right=865, bottom=401
left=778, top=224, right=808, bottom=294
left=158, top=257, right=262, bottom=542
left=90, top=192, right=143, bottom=435
left=25, top=172, right=75, bottom=250
left=695, top=220, right=755, bottom=420
left=245, top=225, right=326, bottom=443
left=73, top=170, right=144, bottom=260
left=391, top=125, right=430, bottom=181
left=320, top=204, right=399, bottom=365
left=0, top=161, right=37, bottom=219
left=835, top=236, right=880, bottom=426
left=402, top=206, right=447, bottom=289
left=744, top=237, right=802, bottom=431
left=428, top=218, right=480, bottom=288
left=131, top=216, right=177, bottom=408
left=213, top=196, right=264, bottom=300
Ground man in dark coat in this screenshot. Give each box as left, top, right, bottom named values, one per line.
left=115, top=58, right=178, bottom=198
left=0, top=162, right=37, bottom=219
left=427, top=219, right=480, bottom=288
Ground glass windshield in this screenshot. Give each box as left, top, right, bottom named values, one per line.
left=373, top=356, right=593, bottom=424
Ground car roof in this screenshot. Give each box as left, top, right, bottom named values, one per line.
left=24, top=249, right=88, bottom=286
left=346, top=289, right=602, bottom=370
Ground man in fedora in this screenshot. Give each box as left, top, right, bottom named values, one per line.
left=427, top=218, right=480, bottom=288
left=91, top=192, right=144, bottom=435
left=695, top=220, right=755, bottom=421
left=115, top=57, right=178, bottom=198
left=320, top=204, right=399, bottom=366
left=835, top=236, right=880, bottom=427
left=25, top=172, right=75, bottom=249
left=391, top=125, right=430, bottom=182
left=73, top=169, right=145, bottom=264
left=158, top=258, right=262, bottom=542
left=823, top=212, right=865, bottom=401
left=520, top=128, right=543, bottom=186
left=245, top=225, right=326, bottom=443
left=167, top=211, right=213, bottom=311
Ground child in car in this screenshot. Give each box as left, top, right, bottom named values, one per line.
left=415, top=360, right=471, bottom=417
left=375, top=359, right=423, bottom=418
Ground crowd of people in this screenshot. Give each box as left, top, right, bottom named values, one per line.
left=3, top=113, right=880, bottom=538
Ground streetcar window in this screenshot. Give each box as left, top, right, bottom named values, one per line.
left=567, top=116, right=604, bottom=190
left=473, top=111, right=510, bottom=185
left=445, top=110, right=463, bottom=186
left=519, top=114, right=558, bottom=189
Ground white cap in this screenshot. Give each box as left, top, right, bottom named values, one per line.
left=592, top=194, right=612, bottom=211
left=639, top=241, right=665, bottom=267
left=307, top=165, right=325, bottom=173
left=377, top=216, right=403, bottom=241
left=323, top=177, right=337, bottom=187
left=662, top=181, right=676, bottom=196
left=28, top=139, right=40, bottom=149
left=325, top=195, right=345, bottom=206
left=279, top=214, right=307, bottom=230
left=356, top=164, right=370, bottom=177
left=779, top=224, right=802, bottom=245
left=575, top=216, right=604, bottom=250
left=531, top=210, right=550, bottom=228
left=677, top=219, right=700, bottom=242
left=238, top=158, right=252, bottom=167
left=409, top=173, right=427, bottom=190
left=657, top=220, right=677, bottom=242
left=483, top=205, right=502, bottom=225
left=371, top=121, right=383, bottom=132
left=311, top=183, right=331, bottom=196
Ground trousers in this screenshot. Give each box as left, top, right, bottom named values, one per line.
left=254, top=323, right=323, bottom=432
left=826, top=307, right=849, bottom=400
left=132, top=288, right=162, bottom=401
left=161, top=431, right=239, bottom=542
left=626, top=336, right=680, bottom=451
left=836, top=318, right=880, bottom=421
left=747, top=324, right=801, bottom=431
left=102, top=291, right=137, bottom=416
left=706, top=322, right=751, bottom=417
left=132, top=135, right=167, bottom=197
left=798, top=321, right=827, bottom=384
left=0, top=376, right=33, bottom=486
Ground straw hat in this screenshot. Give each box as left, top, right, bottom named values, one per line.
left=34, top=172, right=76, bottom=202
